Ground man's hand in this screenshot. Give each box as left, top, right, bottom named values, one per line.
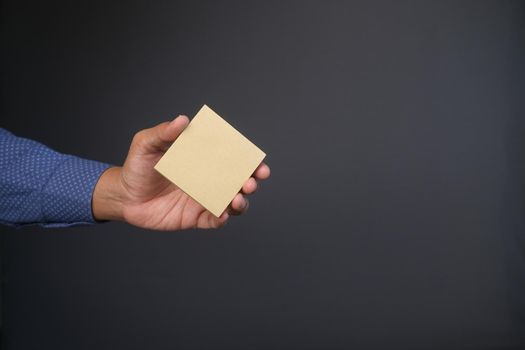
left=92, top=115, right=270, bottom=230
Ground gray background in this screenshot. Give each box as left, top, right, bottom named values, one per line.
left=1, top=1, right=524, bottom=349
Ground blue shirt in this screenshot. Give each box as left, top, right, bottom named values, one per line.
left=0, top=128, right=112, bottom=227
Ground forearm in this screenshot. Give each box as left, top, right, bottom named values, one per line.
left=0, top=128, right=112, bottom=227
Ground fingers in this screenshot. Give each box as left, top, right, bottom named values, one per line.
left=233, top=162, right=270, bottom=215
left=162, top=115, right=190, bottom=146
left=215, top=211, right=230, bottom=227
left=132, top=115, right=190, bottom=154
left=239, top=162, right=270, bottom=195
left=198, top=162, right=271, bottom=224
left=205, top=162, right=270, bottom=221
left=241, top=161, right=270, bottom=194
left=254, top=162, right=271, bottom=180
left=241, top=177, right=258, bottom=194
left=228, top=193, right=249, bottom=216
left=197, top=211, right=229, bottom=229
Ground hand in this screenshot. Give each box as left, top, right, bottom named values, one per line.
left=92, top=115, right=270, bottom=230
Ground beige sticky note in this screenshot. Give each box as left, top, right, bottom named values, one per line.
left=154, top=105, right=266, bottom=217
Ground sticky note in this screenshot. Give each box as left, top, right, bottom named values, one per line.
left=154, top=105, right=266, bottom=217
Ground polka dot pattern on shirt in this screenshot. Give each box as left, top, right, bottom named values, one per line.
left=0, top=128, right=111, bottom=227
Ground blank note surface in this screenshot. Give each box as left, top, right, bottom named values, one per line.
left=154, top=105, right=266, bottom=217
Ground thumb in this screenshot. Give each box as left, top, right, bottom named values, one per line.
left=133, top=115, right=190, bottom=153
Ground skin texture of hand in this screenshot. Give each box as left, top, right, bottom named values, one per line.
left=92, top=115, right=270, bottom=230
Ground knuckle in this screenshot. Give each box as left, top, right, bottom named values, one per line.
left=132, top=130, right=147, bottom=146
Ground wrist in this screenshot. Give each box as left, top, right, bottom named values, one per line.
left=92, top=166, right=127, bottom=222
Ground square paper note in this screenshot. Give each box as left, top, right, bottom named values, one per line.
left=154, top=105, right=266, bottom=217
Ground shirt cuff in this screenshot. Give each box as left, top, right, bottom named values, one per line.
left=41, top=155, right=112, bottom=227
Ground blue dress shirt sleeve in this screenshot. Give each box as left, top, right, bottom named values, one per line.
left=0, top=128, right=112, bottom=227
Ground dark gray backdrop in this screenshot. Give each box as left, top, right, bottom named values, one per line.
left=1, top=1, right=524, bottom=349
